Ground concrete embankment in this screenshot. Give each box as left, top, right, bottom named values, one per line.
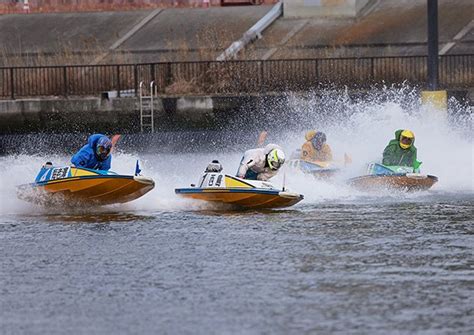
left=0, top=89, right=472, bottom=134
left=0, top=94, right=281, bottom=133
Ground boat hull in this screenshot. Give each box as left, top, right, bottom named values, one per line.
left=288, top=159, right=340, bottom=179
left=175, top=188, right=303, bottom=209
left=348, top=174, right=438, bottom=192
left=17, top=175, right=155, bottom=206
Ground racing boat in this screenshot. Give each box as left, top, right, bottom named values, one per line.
left=287, top=159, right=340, bottom=179
left=347, top=163, right=438, bottom=192
left=175, top=171, right=303, bottom=209
left=17, top=162, right=155, bottom=206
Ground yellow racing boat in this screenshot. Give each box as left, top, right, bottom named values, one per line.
left=17, top=163, right=155, bottom=206
left=175, top=171, right=303, bottom=209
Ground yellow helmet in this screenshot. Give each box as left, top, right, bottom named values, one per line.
left=399, top=129, right=414, bottom=149
left=305, top=130, right=317, bottom=141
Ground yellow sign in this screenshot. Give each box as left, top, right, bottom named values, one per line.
left=421, top=90, right=447, bottom=111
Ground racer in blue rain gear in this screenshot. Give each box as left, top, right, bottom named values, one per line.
left=71, top=134, right=112, bottom=171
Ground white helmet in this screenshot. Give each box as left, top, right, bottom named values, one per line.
left=267, top=148, right=285, bottom=170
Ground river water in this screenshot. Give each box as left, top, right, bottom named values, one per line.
left=1, top=89, right=473, bottom=334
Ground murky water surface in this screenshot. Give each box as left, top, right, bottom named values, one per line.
left=1, top=192, right=473, bottom=334
left=1, top=89, right=472, bottom=333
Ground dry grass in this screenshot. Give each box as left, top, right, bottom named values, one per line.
left=0, top=20, right=246, bottom=67
left=155, top=24, right=244, bottom=63
left=0, top=41, right=135, bottom=67
left=0, top=0, right=278, bottom=14
left=164, top=76, right=199, bottom=94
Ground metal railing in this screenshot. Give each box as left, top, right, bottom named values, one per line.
left=0, top=54, right=472, bottom=99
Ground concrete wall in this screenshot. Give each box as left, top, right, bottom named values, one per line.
left=0, top=95, right=249, bottom=133
left=283, top=0, right=372, bottom=18
left=255, top=0, right=474, bottom=58
left=1, top=90, right=471, bottom=134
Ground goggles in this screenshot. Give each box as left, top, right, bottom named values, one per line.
left=268, top=151, right=282, bottom=170
left=400, top=136, right=413, bottom=145
left=269, top=160, right=281, bottom=170
left=97, top=145, right=111, bottom=157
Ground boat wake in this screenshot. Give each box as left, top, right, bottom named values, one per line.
left=1, top=87, right=472, bottom=215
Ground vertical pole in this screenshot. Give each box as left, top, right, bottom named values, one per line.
left=63, top=66, right=68, bottom=97
left=23, top=0, right=30, bottom=13
left=427, top=0, right=438, bottom=90
left=166, top=62, right=172, bottom=88
left=314, top=58, right=318, bottom=81
left=150, top=81, right=154, bottom=133
left=134, top=64, right=138, bottom=97
left=370, top=57, right=375, bottom=84
left=150, top=63, right=155, bottom=83
left=116, top=65, right=121, bottom=98
left=10, top=67, right=14, bottom=100
left=139, top=81, right=144, bottom=133
left=421, top=0, right=446, bottom=112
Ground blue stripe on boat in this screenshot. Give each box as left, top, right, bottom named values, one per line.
left=175, top=188, right=282, bottom=196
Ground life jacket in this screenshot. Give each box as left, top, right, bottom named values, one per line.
left=300, top=141, right=333, bottom=163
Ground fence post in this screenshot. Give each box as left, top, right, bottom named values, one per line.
left=166, top=62, right=172, bottom=89
left=116, top=65, right=121, bottom=98
left=63, top=66, right=68, bottom=97
left=315, top=59, right=319, bottom=88
left=370, top=57, right=375, bottom=84
left=134, top=64, right=138, bottom=97
left=150, top=63, right=155, bottom=83
left=10, top=67, right=15, bottom=100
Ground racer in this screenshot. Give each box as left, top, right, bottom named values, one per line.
left=236, top=144, right=286, bottom=181
left=300, top=130, right=333, bottom=163
left=382, top=129, right=419, bottom=169
left=71, top=134, right=112, bottom=171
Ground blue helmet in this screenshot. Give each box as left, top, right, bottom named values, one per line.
left=311, top=132, right=326, bottom=151
left=96, top=136, right=112, bottom=161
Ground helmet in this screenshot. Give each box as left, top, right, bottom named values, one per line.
left=399, top=129, right=414, bottom=149
left=267, top=148, right=285, bottom=170
left=96, top=136, right=112, bottom=160
left=305, top=130, right=317, bottom=141
left=311, top=131, right=327, bottom=150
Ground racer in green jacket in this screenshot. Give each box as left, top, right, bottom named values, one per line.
left=382, top=129, right=420, bottom=170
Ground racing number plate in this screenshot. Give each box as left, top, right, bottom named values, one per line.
left=50, top=167, right=70, bottom=180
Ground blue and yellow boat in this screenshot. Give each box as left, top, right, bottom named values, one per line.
left=175, top=172, right=303, bottom=209
left=17, top=163, right=155, bottom=206
left=287, top=159, right=341, bottom=179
